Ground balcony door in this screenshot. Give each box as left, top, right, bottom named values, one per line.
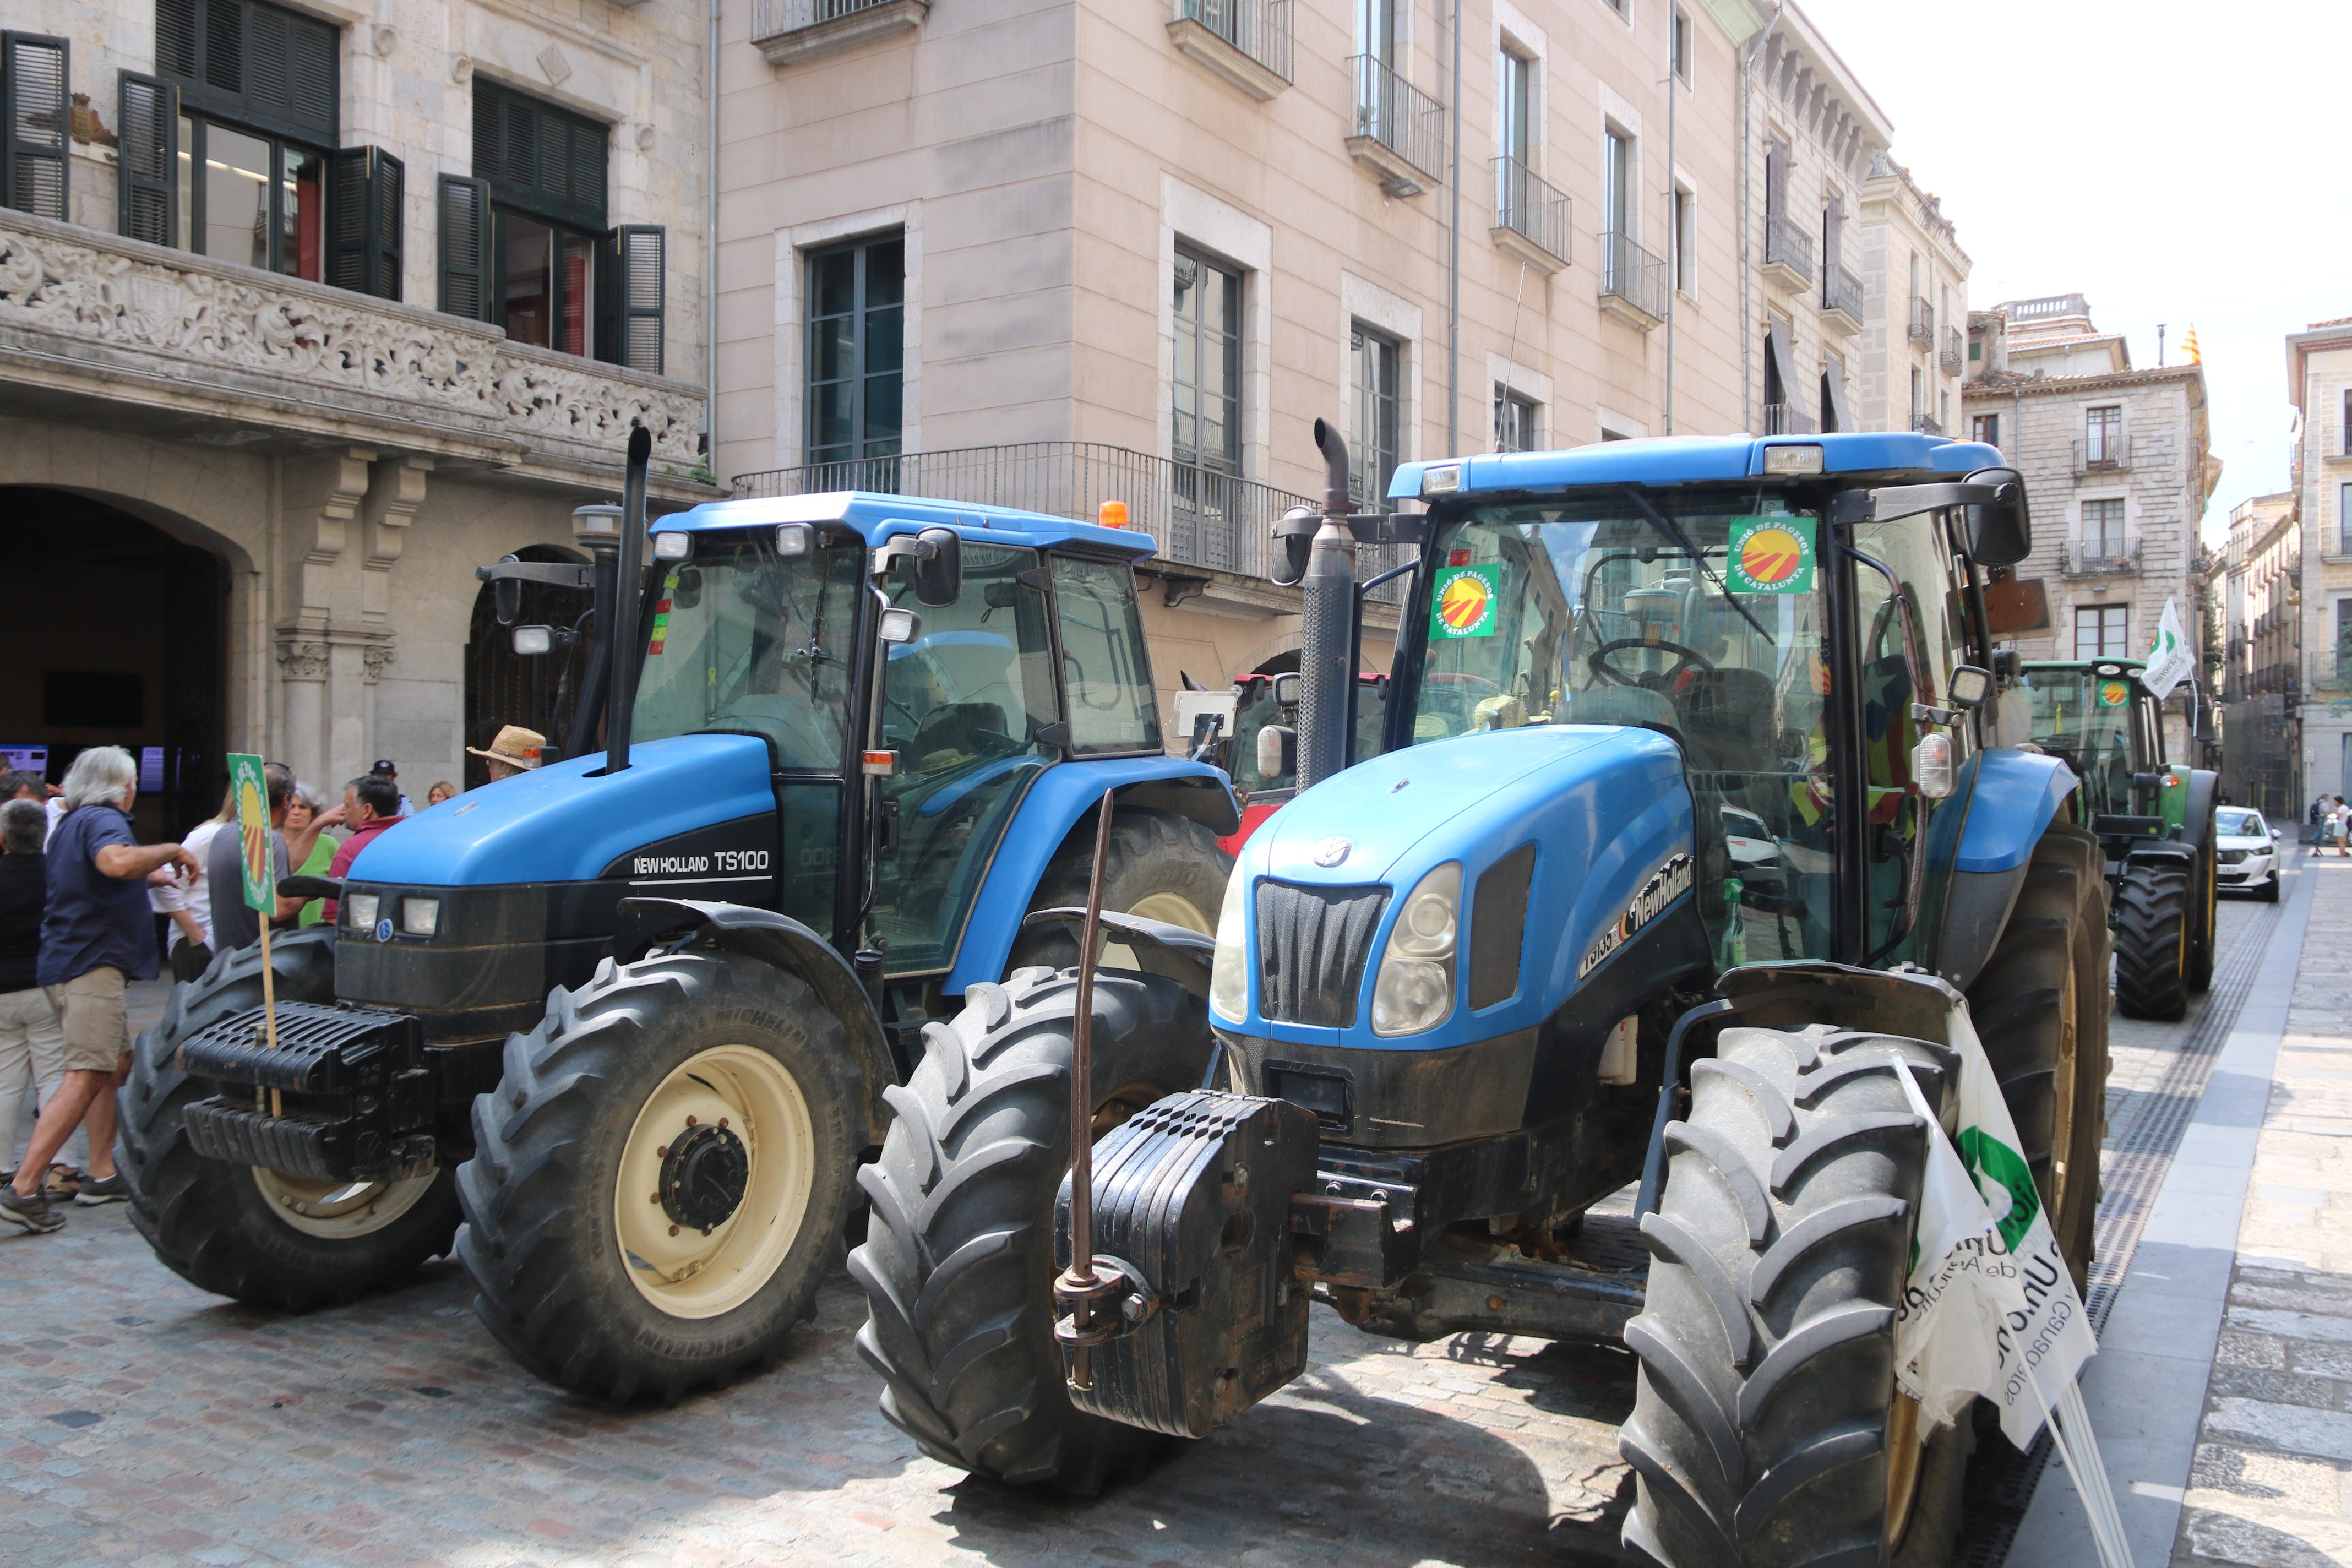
left=1358, top=0, right=1395, bottom=65
left=2082, top=498, right=2126, bottom=560
left=2086, top=405, right=2122, bottom=466
left=807, top=232, right=906, bottom=483
left=1351, top=323, right=1400, bottom=510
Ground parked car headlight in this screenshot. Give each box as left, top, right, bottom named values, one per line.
left=1208, top=867, right=1249, bottom=1022
left=344, top=892, right=380, bottom=932
left=400, top=897, right=440, bottom=937
left=1373, top=863, right=1461, bottom=1037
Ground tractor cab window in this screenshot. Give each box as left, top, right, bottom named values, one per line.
left=630, top=532, right=865, bottom=771
left=1414, top=498, right=1838, bottom=962
left=1052, top=557, right=1161, bottom=753
left=869, top=542, right=1060, bottom=973
left=2022, top=668, right=2138, bottom=819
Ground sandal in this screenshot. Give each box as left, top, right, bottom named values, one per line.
left=42, top=1164, right=83, bottom=1199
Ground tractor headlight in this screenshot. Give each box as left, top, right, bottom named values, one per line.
left=1372, top=863, right=1460, bottom=1037
left=400, top=897, right=440, bottom=937
left=344, top=892, right=379, bottom=932
left=1208, top=866, right=1250, bottom=1022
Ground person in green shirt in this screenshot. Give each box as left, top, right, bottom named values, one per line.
left=286, top=783, right=343, bottom=926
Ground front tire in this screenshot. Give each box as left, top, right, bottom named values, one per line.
left=1623, top=1022, right=1962, bottom=1567
left=2113, top=859, right=2191, bottom=1021
left=2260, top=870, right=2282, bottom=904
left=456, top=950, right=865, bottom=1403
left=119, top=929, right=463, bottom=1309
left=850, top=966, right=1215, bottom=1493
left=1009, top=807, right=1231, bottom=972
left=2186, top=830, right=2217, bottom=994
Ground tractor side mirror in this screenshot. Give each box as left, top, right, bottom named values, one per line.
left=493, top=553, right=522, bottom=626
left=913, top=527, right=962, bottom=607
left=1963, top=467, right=2032, bottom=567
left=1272, top=672, right=1303, bottom=707
left=1271, top=507, right=1318, bottom=589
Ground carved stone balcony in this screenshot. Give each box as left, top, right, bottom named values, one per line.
left=0, top=210, right=706, bottom=487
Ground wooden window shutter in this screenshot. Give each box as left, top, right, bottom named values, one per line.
left=596, top=224, right=663, bottom=374
left=2, top=33, right=71, bottom=222
left=156, top=0, right=336, bottom=143
left=437, top=172, right=491, bottom=321
left=155, top=0, right=199, bottom=79
left=329, top=145, right=402, bottom=300
left=117, top=71, right=178, bottom=246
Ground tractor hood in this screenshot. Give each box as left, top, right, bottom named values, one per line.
left=1231, top=725, right=1701, bottom=1052
left=349, top=733, right=777, bottom=888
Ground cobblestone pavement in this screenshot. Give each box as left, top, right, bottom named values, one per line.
left=2173, top=856, right=2352, bottom=1568
left=0, top=902, right=2270, bottom=1568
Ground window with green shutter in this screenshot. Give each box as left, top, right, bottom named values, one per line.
left=116, top=72, right=178, bottom=247
left=328, top=145, right=401, bottom=300
left=154, top=0, right=337, bottom=145
left=2, top=32, right=71, bottom=222
left=437, top=173, right=492, bottom=322
left=597, top=224, right=665, bottom=375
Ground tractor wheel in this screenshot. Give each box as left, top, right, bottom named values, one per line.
left=1966, top=824, right=2108, bottom=1293
left=456, top=950, right=865, bottom=1403
left=120, top=930, right=462, bottom=1309
left=2186, top=831, right=2218, bottom=994
left=1009, top=807, right=1231, bottom=973
left=2113, top=859, right=2191, bottom=1022
left=1623, top=1021, right=1965, bottom=1568
left=850, top=966, right=1215, bottom=1493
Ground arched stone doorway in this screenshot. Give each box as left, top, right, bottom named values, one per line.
left=462, top=543, right=594, bottom=788
left=0, top=488, right=228, bottom=841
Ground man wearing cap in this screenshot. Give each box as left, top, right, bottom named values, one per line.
left=469, top=725, right=547, bottom=783
left=369, top=760, right=416, bottom=817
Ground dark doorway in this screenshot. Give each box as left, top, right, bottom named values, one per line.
left=0, top=488, right=229, bottom=842
left=463, top=544, right=594, bottom=788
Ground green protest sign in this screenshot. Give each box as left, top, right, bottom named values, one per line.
left=227, top=753, right=271, bottom=912
left=1726, top=516, right=1816, bottom=595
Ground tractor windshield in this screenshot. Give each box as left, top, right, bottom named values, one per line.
left=2019, top=666, right=2143, bottom=821
left=630, top=531, right=867, bottom=771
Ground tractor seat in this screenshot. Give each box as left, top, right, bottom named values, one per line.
left=1675, top=667, right=1777, bottom=775
left=1567, top=684, right=1681, bottom=741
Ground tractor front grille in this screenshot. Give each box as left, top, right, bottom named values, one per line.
left=1256, top=881, right=1388, bottom=1028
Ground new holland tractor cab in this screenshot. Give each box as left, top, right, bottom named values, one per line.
left=2018, top=658, right=2218, bottom=1019
left=851, top=426, right=2111, bottom=1565
left=121, top=431, right=1236, bottom=1403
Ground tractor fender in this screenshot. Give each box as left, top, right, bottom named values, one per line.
left=943, top=758, right=1239, bottom=993
left=1955, top=749, right=2078, bottom=874
left=2177, top=769, right=2219, bottom=851
left=616, top=896, right=896, bottom=1144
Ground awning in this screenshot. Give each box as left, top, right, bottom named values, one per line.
left=1765, top=315, right=1795, bottom=404
left=1823, top=356, right=1855, bottom=433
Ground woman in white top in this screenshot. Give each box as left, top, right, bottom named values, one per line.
left=170, top=788, right=237, bottom=982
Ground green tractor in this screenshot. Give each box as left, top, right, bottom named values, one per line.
left=2018, top=658, right=2218, bottom=1019
left=851, top=425, right=2112, bottom=1562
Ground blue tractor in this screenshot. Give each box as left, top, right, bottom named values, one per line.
left=851, top=427, right=2109, bottom=1561
left=120, top=432, right=1237, bottom=1402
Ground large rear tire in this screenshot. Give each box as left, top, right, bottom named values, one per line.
left=1967, top=823, right=2108, bottom=1292
left=1008, top=807, right=1230, bottom=972
left=456, top=950, right=865, bottom=1403
left=1623, top=1021, right=1962, bottom=1567
left=2113, top=859, right=2190, bottom=1021
left=850, top=966, right=1215, bottom=1493
left=119, top=930, right=464, bottom=1309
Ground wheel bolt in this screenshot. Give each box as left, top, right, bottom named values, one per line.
left=650, top=1193, right=661, bottom=1203
left=702, top=1224, right=713, bottom=1236
left=685, top=1115, right=698, bottom=1126
left=669, top=1224, right=679, bottom=1237
left=718, top=1117, right=728, bottom=1129
left=657, top=1145, right=670, bottom=1158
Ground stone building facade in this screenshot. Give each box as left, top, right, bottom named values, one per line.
left=1963, top=295, right=2220, bottom=759
left=2288, top=317, right=2352, bottom=799
left=711, top=0, right=1943, bottom=716
left=0, top=0, right=712, bottom=839
left=1853, top=151, right=1966, bottom=437
left=2219, top=490, right=2299, bottom=814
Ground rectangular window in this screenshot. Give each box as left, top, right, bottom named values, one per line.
left=1909, top=365, right=1924, bottom=422
left=1672, top=186, right=1695, bottom=293
left=2338, top=598, right=2352, bottom=673
left=1351, top=322, right=1401, bottom=509
left=1358, top=0, right=1396, bottom=64
left=175, top=112, right=336, bottom=283
left=2339, top=482, right=2352, bottom=556
left=1494, top=386, right=1537, bottom=452
left=2083, top=498, right=2125, bottom=557
left=1671, top=7, right=1690, bottom=81
left=1499, top=50, right=1531, bottom=166
left=2, top=32, right=70, bottom=221
left=1763, top=134, right=1788, bottom=231
left=473, top=77, right=635, bottom=358
left=2342, top=389, right=2351, bottom=456
left=154, top=0, right=337, bottom=146
left=2085, top=405, right=2122, bottom=464
left=807, top=232, right=906, bottom=477
left=1052, top=556, right=1161, bottom=754
left=1172, top=246, right=1242, bottom=478
left=1972, top=413, right=1999, bottom=448
left=2076, top=604, right=2131, bottom=660
left=1604, top=128, right=1631, bottom=237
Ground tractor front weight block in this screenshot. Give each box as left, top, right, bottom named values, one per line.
left=175, top=1001, right=439, bottom=1184
left=1054, top=1090, right=1320, bottom=1439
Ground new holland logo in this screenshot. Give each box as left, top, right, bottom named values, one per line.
left=1578, top=852, right=1696, bottom=978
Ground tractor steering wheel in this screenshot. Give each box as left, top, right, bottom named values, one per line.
left=1588, top=636, right=1715, bottom=692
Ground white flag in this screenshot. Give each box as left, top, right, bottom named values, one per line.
left=1891, top=1005, right=2098, bottom=1447
left=2142, top=597, right=2195, bottom=701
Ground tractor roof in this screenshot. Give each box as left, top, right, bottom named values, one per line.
left=655, top=492, right=1157, bottom=559
left=1389, top=431, right=2004, bottom=501
left=2023, top=658, right=2148, bottom=675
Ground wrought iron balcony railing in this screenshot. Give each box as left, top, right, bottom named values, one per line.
left=1600, top=230, right=1667, bottom=325
left=1909, top=413, right=1944, bottom=436
left=1346, top=55, right=1444, bottom=193
left=2073, top=435, right=2132, bottom=473
left=2062, top=538, right=2140, bottom=576
left=1908, top=296, right=1934, bottom=345
left=1490, top=156, right=1570, bottom=270
left=1762, top=213, right=1815, bottom=285
left=1168, top=0, right=1293, bottom=95
left=1763, top=402, right=1819, bottom=435
left=1941, top=326, right=1963, bottom=376
left=1821, top=262, right=1863, bottom=325
left=731, top=442, right=1407, bottom=598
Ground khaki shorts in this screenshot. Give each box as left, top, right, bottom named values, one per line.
left=45, top=966, right=130, bottom=1076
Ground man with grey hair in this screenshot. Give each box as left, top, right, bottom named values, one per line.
left=2, top=748, right=196, bottom=1233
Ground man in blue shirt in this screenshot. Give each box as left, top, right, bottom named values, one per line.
left=1, top=748, right=195, bottom=1234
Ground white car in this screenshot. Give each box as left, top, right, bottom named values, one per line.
left=2213, top=807, right=2280, bottom=902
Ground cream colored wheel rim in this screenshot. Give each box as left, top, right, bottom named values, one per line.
left=1102, top=891, right=1213, bottom=971
left=253, top=1168, right=434, bottom=1239
left=612, top=1044, right=815, bottom=1320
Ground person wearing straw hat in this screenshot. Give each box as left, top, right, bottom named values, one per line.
left=469, top=725, right=547, bottom=783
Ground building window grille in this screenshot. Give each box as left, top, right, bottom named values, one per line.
left=807, top=232, right=906, bottom=472
left=2076, top=603, right=2131, bottom=660
left=1351, top=322, right=1401, bottom=509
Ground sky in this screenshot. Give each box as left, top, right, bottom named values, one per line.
left=1796, top=0, right=2352, bottom=545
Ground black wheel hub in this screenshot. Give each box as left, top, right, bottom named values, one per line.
left=659, top=1123, right=749, bottom=1231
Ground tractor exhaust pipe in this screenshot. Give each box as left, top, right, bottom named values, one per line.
left=602, top=424, right=653, bottom=774
left=1298, top=420, right=1359, bottom=792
